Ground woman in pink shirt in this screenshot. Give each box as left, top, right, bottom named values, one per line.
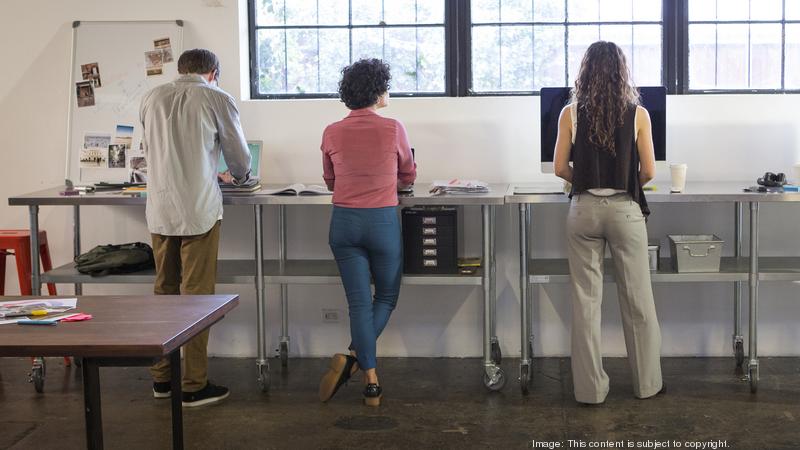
left=318, top=59, right=416, bottom=407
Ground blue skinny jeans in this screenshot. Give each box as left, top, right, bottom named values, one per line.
left=328, top=205, right=402, bottom=370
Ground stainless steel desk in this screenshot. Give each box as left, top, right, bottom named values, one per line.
left=250, top=183, right=510, bottom=390
left=506, top=181, right=800, bottom=394
left=9, top=183, right=511, bottom=392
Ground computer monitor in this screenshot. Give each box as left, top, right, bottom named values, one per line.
left=218, top=140, right=262, bottom=179
left=539, top=86, right=666, bottom=173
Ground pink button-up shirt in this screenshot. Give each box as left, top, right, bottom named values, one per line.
left=321, top=108, right=417, bottom=208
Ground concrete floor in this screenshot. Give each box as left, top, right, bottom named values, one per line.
left=1, top=357, right=799, bottom=449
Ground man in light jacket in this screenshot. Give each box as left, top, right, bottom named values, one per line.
left=140, top=48, right=251, bottom=407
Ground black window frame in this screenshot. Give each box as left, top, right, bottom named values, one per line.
left=681, top=0, right=800, bottom=94
left=246, top=0, right=800, bottom=98
left=248, top=0, right=454, bottom=99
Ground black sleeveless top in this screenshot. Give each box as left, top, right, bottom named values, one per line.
left=569, top=103, right=649, bottom=217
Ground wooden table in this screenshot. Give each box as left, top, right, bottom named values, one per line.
left=0, top=295, right=239, bottom=450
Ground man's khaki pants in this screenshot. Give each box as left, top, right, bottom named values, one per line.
left=149, top=221, right=221, bottom=393
left=566, top=194, right=662, bottom=404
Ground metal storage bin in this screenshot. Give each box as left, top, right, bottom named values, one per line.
left=647, top=239, right=660, bottom=271
left=668, top=234, right=724, bottom=273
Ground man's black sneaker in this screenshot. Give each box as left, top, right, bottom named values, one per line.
left=182, top=382, right=230, bottom=407
left=153, top=381, right=171, bottom=399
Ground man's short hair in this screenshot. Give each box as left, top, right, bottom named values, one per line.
left=177, top=49, right=220, bottom=75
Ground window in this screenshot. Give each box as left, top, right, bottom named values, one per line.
left=469, top=0, right=664, bottom=93
left=687, top=0, right=800, bottom=91
left=247, top=0, right=800, bottom=97
left=249, top=0, right=448, bottom=98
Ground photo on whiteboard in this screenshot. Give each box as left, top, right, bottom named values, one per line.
left=108, top=144, right=127, bottom=169
left=129, top=156, right=148, bottom=183
left=75, top=81, right=95, bottom=107
left=145, top=51, right=164, bottom=76
left=83, top=133, right=111, bottom=150
left=154, top=37, right=173, bottom=63
left=80, top=148, right=106, bottom=168
left=114, top=124, right=134, bottom=146
left=80, top=62, right=102, bottom=87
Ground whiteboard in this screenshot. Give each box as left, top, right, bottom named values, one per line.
left=66, top=20, right=183, bottom=184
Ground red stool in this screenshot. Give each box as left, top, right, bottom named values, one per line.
left=0, top=230, right=57, bottom=296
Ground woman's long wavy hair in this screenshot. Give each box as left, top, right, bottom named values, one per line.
left=571, top=41, right=640, bottom=155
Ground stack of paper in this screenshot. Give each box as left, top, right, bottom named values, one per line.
left=0, top=298, right=79, bottom=325
left=430, top=179, right=490, bottom=195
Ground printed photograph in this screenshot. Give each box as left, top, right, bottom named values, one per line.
left=114, top=124, right=134, bottom=146
left=154, top=37, right=173, bottom=63
left=108, top=144, right=127, bottom=169
left=145, top=50, right=164, bottom=76
left=129, top=156, right=148, bottom=183
left=83, top=133, right=111, bottom=149
left=79, top=148, right=106, bottom=168
left=80, top=62, right=101, bottom=87
left=75, top=81, right=95, bottom=107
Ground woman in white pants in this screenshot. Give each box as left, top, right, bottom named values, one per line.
left=553, top=41, right=664, bottom=405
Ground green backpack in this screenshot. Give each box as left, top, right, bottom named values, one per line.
left=74, top=242, right=155, bottom=276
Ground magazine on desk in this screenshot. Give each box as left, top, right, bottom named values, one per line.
left=262, top=184, right=332, bottom=196
left=0, top=298, right=78, bottom=325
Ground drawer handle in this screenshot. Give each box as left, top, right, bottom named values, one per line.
left=422, top=227, right=437, bottom=235
left=423, top=249, right=437, bottom=256
left=422, top=217, right=437, bottom=225
left=682, top=245, right=715, bottom=257
left=423, top=259, right=438, bottom=267
left=422, top=238, right=437, bottom=246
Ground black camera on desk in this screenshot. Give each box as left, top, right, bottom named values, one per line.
left=402, top=207, right=458, bottom=274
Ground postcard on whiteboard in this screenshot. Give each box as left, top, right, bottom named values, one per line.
left=108, top=144, right=127, bottom=169
left=129, top=156, right=148, bottom=183
left=114, top=125, right=134, bottom=146
left=154, top=37, right=173, bottom=63
left=76, top=81, right=95, bottom=107
left=81, top=62, right=102, bottom=88
left=80, top=133, right=111, bottom=168
left=145, top=51, right=164, bottom=76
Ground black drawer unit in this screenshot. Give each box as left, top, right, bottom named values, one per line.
left=402, top=207, right=458, bottom=274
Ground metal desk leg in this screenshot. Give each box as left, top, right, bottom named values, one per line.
left=747, top=202, right=759, bottom=393
left=168, top=350, right=184, bottom=450
left=82, top=358, right=103, bottom=450
left=29, top=205, right=41, bottom=296
left=519, top=203, right=532, bottom=394
left=278, top=205, right=290, bottom=368
left=482, top=205, right=505, bottom=391
left=733, top=202, right=744, bottom=368
left=254, top=205, right=270, bottom=392
left=488, top=204, right=501, bottom=364
left=74, top=205, right=83, bottom=296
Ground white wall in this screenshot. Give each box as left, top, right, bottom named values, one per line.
left=2, top=0, right=799, bottom=359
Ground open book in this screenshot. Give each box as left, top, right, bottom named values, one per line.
left=262, top=183, right=332, bottom=196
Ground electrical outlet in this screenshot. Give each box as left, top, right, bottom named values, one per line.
left=322, top=309, right=340, bottom=323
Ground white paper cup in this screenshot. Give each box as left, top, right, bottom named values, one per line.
left=793, top=163, right=800, bottom=185
left=670, top=163, right=687, bottom=193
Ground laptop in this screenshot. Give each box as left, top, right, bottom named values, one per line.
left=398, top=147, right=415, bottom=194
left=218, top=140, right=262, bottom=185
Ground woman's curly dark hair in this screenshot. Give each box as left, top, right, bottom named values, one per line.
left=338, top=59, right=391, bottom=110
left=572, top=41, right=640, bottom=156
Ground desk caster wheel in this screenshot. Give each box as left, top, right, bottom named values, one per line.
left=748, top=366, right=758, bottom=393
left=734, top=342, right=744, bottom=368
left=279, top=342, right=289, bottom=368
left=257, top=365, right=270, bottom=393
left=30, top=357, right=46, bottom=393
left=484, top=368, right=506, bottom=392
left=491, top=342, right=502, bottom=365
left=520, top=365, right=531, bottom=395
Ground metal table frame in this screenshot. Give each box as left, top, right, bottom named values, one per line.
left=263, top=184, right=509, bottom=391
left=508, top=182, right=800, bottom=395
left=11, top=183, right=509, bottom=392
